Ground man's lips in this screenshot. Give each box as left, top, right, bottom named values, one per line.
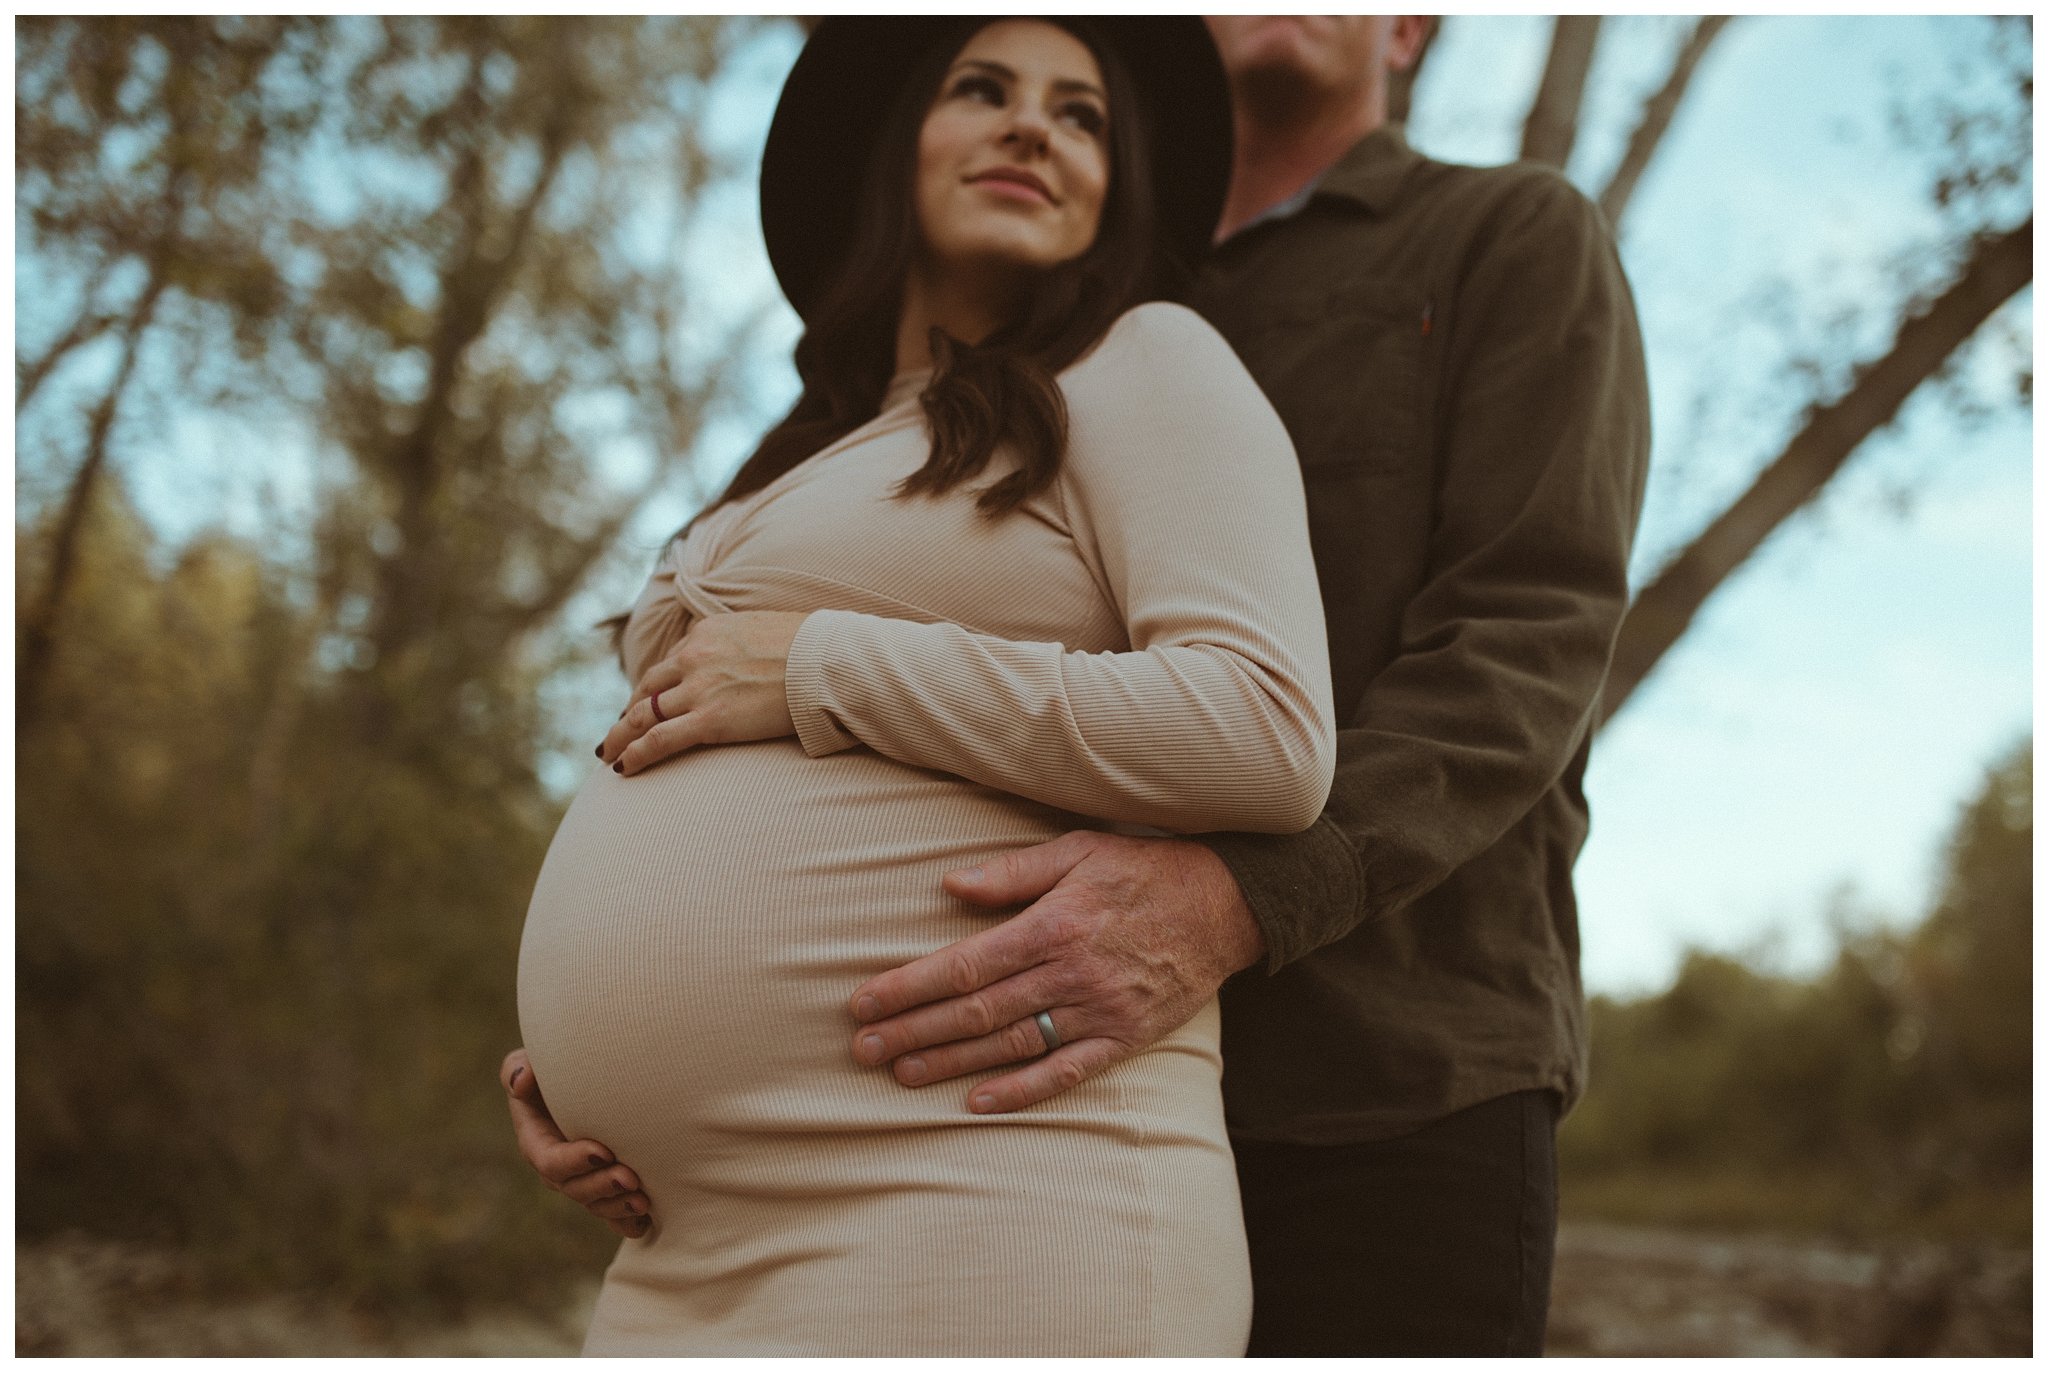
left=968, top=167, right=1056, bottom=204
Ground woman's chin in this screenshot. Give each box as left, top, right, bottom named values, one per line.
left=929, top=235, right=1083, bottom=283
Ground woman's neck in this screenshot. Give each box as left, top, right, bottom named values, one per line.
left=895, top=259, right=1024, bottom=373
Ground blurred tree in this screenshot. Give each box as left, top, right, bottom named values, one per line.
left=15, top=15, right=770, bottom=1306
left=296, top=17, right=762, bottom=750
left=1899, top=741, right=2032, bottom=1186
left=1594, top=16, right=1733, bottom=225
left=15, top=17, right=325, bottom=729
left=1520, top=16, right=1604, bottom=167
left=1451, top=15, right=2031, bottom=724
left=1598, top=210, right=2031, bottom=720
left=17, top=15, right=764, bottom=743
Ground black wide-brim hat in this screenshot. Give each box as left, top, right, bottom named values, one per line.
left=760, top=17, right=1234, bottom=321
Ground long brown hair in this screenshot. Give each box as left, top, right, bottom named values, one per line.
left=604, top=19, right=1179, bottom=654
left=726, top=17, right=1173, bottom=515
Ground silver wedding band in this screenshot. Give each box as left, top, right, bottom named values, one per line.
left=1034, top=1010, right=1062, bottom=1054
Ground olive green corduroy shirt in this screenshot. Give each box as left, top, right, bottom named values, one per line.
left=1187, top=124, right=1651, bottom=1145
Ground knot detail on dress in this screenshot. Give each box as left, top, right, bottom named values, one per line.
left=659, top=522, right=737, bottom=623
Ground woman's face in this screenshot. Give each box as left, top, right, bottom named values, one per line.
left=911, top=20, right=1111, bottom=286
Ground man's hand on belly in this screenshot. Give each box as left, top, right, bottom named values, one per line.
left=501, top=1048, right=653, bottom=1238
left=843, top=832, right=1268, bottom=1113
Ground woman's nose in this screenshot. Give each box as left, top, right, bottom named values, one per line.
left=998, top=103, right=1052, bottom=157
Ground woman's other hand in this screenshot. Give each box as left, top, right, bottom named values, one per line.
left=598, top=611, right=809, bottom=775
left=500, top=1048, right=653, bottom=1239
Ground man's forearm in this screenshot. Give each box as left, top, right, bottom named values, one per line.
left=1204, top=548, right=1636, bottom=970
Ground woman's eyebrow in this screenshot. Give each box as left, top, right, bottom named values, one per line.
left=948, top=57, right=1106, bottom=103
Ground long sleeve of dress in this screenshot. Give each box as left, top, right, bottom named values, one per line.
left=784, top=302, right=1336, bottom=836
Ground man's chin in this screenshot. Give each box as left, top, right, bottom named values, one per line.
left=1230, top=56, right=1332, bottom=116
left=1226, top=29, right=1356, bottom=100
left=1216, top=15, right=1384, bottom=113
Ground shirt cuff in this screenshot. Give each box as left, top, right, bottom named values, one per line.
left=786, top=609, right=861, bottom=756
left=1200, top=814, right=1367, bottom=973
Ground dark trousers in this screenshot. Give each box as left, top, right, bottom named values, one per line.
left=1233, top=1089, right=1559, bottom=1356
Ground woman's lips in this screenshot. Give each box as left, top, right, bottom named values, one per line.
left=968, top=169, right=1055, bottom=204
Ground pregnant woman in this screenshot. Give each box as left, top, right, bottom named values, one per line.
left=515, top=17, right=1332, bottom=1356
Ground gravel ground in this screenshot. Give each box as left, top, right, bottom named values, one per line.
left=1546, top=1223, right=2032, bottom=1356
left=16, top=1224, right=2032, bottom=1356
left=13, top=1235, right=592, bottom=1358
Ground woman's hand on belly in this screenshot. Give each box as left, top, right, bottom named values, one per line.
left=598, top=610, right=807, bottom=776
left=501, top=1048, right=653, bottom=1238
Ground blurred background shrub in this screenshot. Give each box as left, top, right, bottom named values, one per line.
left=1560, top=741, right=2031, bottom=1243
left=16, top=14, right=770, bottom=1309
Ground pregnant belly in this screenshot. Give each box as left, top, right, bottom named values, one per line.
left=516, top=741, right=1076, bottom=1170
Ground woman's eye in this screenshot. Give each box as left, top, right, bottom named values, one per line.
left=1059, top=102, right=1107, bottom=137
left=951, top=74, right=1005, bottom=104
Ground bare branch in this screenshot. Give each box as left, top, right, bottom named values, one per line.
left=1600, top=217, right=2034, bottom=726
left=495, top=298, right=772, bottom=644
left=1598, top=17, right=1736, bottom=229
left=17, top=263, right=125, bottom=414
left=367, top=47, right=580, bottom=669
left=1520, top=16, right=1604, bottom=168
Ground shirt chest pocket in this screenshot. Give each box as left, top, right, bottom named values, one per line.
left=1229, top=277, right=1433, bottom=478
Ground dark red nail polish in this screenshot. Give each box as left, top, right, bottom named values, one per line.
left=588, top=1153, right=607, bottom=1168
left=612, top=762, right=624, bottom=774
left=594, top=745, right=604, bottom=758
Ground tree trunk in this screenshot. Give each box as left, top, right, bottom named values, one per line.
left=1520, top=16, right=1603, bottom=168
left=1599, top=218, right=2033, bottom=726
left=17, top=278, right=167, bottom=733
left=1598, top=16, right=1735, bottom=229
left=362, top=82, right=574, bottom=689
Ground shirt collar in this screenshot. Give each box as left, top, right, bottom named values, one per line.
left=1308, top=121, right=1422, bottom=217
left=1235, top=178, right=1319, bottom=236
left=1215, top=122, right=1423, bottom=247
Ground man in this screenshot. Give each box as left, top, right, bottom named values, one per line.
left=506, top=15, right=1649, bottom=1355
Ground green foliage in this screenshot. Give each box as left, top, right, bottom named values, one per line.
left=14, top=15, right=779, bottom=1312
left=17, top=15, right=768, bottom=732
left=1561, top=742, right=2033, bottom=1241
left=15, top=480, right=620, bottom=1308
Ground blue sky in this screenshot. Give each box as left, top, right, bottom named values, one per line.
left=35, top=16, right=2031, bottom=996
left=1411, top=15, right=2032, bottom=990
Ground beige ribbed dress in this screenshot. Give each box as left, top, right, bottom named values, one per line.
left=516, top=302, right=1334, bottom=1356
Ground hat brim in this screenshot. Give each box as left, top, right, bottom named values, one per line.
left=760, top=17, right=1233, bottom=321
